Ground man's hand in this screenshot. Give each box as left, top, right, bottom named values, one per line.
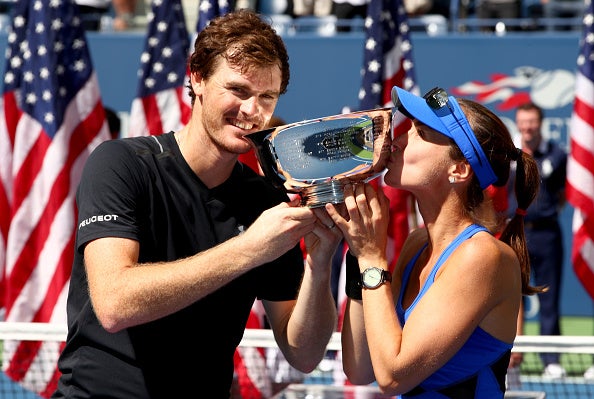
left=303, top=206, right=343, bottom=270
left=241, top=198, right=317, bottom=265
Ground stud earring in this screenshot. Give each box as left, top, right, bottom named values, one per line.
left=449, top=176, right=456, bottom=184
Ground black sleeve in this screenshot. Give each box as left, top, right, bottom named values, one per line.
left=75, top=140, right=147, bottom=252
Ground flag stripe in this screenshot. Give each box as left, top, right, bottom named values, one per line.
left=11, top=130, right=50, bottom=219
left=3, top=91, right=20, bottom=145
left=156, top=88, right=182, bottom=130
left=573, top=92, right=594, bottom=129
left=0, top=88, right=19, bottom=312
left=574, top=70, right=594, bottom=107
left=567, top=148, right=594, bottom=213
left=142, top=94, right=165, bottom=135
left=572, top=211, right=594, bottom=298
left=567, top=0, right=594, bottom=300
left=383, top=68, right=406, bottom=107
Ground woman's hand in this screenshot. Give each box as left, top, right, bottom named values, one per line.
left=326, top=183, right=390, bottom=263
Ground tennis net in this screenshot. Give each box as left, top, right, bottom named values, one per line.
left=1, top=322, right=593, bottom=398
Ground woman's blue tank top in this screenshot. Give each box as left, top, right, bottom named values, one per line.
left=396, top=224, right=512, bottom=398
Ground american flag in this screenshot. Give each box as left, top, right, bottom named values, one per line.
left=128, top=0, right=191, bottom=137
left=0, top=0, right=110, bottom=396
left=197, top=0, right=232, bottom=32
left=567, top=0, right=594, bottom=300
left=333, top=0, right=419, bottom=383
left=359, top=0, right=418, bottom=110
left=358, top=0, right=418, bottom=273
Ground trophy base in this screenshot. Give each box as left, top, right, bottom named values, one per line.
left=300, top=180, right=345, bottom=208
left=297, top=173, right=384, bottom=208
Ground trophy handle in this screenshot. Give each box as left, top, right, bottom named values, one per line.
left=244, top=127, right=288, bottom=190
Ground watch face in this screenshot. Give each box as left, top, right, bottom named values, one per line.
left=363, top=267, right=383, bottom=288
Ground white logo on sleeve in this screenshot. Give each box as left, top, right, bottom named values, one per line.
left=79, top=214, right=119, bottom=230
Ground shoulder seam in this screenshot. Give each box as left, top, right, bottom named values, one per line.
left=150, top=135, right=164, bottom=154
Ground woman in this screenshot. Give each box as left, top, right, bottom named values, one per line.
left=328, top=86, right=542, bottom=397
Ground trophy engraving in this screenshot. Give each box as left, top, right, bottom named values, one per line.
left=245, top=108, right=393, bottom=208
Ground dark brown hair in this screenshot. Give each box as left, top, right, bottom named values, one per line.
left=455, top=99, right=543, bottom=295
left=187, top=10, right=290, bottom=105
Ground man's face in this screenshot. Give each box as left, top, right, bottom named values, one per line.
left=516, top=109, right=542, bottom=148
left=194, top=58, right=282, bottom=155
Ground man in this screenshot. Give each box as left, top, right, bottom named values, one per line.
left=508, top=101, right=567, bottom=379
left=52, top=10, right=339, bottom=398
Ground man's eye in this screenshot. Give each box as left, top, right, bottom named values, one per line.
left=230, top=87, right=246, bottom=96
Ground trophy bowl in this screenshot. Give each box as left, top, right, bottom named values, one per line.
left=245, top=108, right=393, bottom=208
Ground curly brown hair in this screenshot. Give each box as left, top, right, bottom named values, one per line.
left=186, top=10, right=290, bottom=105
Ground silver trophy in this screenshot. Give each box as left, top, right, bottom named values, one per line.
left=245, top=108, right=393, bottom=208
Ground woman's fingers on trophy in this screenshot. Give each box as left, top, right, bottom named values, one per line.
left=342, top=183, right=360, bottom=219
left=375, top=185, right=390, bottom=212
left=353, top=183, right=373, bottom=218
left=364, top=184, right=382, bottom=211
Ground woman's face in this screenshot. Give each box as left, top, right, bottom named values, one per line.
left=384, top=120, right=453, bottom=190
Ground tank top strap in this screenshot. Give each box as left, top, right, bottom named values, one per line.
left=397, top=242, right=428, bottom=325
left=426, top=224, right=489, bottom=283
left=397, top=224, right=489, bottom=324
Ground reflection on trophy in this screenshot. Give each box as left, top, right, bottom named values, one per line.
left=245, top=108, right=393, bottom=208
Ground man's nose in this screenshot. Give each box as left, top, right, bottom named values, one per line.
left=240, top=96, right=258, bottom=115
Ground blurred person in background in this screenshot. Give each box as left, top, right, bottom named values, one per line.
left=52, top=10, right=338, bottom=399
left=508, top=101, right=567, bottom=379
